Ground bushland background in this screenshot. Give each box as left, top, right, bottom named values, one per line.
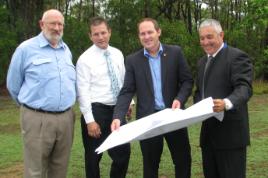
left=0, top=0, right=268, bottom=85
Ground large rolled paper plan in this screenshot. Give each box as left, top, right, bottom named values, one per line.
left=96, top=97, right=223, bottom=154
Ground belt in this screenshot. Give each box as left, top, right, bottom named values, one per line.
left=92, top=102, right=115, bottom=109
left=23, top=104, right=70, bottom=114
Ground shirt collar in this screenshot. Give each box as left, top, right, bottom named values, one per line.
left=93, top=44, right=110, bottom=54
left=144, top=43, right=163, bottom=58
left=38, top=32, right=65, bottom=49
left=209, top=43, right=224, bottom=58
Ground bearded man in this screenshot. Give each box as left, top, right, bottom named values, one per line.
left=7, top=9, right=76, bottom=178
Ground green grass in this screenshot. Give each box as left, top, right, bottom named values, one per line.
left=253, top=80, right=268, bottom=95
left=0, top=93, right=268, bottom=178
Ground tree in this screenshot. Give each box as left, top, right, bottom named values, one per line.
left=1, top=0, right=268, bottom=86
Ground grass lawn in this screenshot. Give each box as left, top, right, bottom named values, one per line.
left=0, top=94, right=268, bottom=178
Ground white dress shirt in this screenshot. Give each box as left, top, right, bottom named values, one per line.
left=76, top=45, right=125, bottom=123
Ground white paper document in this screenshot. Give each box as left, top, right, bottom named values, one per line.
left=96, top=97, right=223, bottom=154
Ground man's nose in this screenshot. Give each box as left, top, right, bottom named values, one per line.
left=53, top=23, right=63, bottom=30
left=97, top=34, right=104, bottom=39
left=143, top=33, right=150, bottom=39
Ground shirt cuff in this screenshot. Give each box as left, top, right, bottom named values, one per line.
left=130, top=99, right=135, bottom=105
left=223, top=98, right=233, bottom=110
left=83, top=112, right=95, bottom=124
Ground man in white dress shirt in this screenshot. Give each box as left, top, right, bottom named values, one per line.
left=76, top=17, right=131, bottom=178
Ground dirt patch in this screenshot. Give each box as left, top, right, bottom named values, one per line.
left=0, top=95, right=17, bottom=111
left=0, top=124, right=20, bottom=134
left=251, top=128, right=268, bottom=138
left=159, top=175, right=169, bottom=178
left=249, top=94, right=268, bottom=111
left=0, top=84, right=9, bottom=96
left=0, top=163, right=23, bottom=178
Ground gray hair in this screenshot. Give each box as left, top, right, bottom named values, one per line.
left=199, top=19, right=223, bottom=34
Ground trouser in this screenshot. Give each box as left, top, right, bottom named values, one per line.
left=202, top=143, right=247, bottom=178
left=140, top=128, right=191, bottom=178
left=20, top=105, right=75, bottom=178
left=81, top=103, right=130, bottom=178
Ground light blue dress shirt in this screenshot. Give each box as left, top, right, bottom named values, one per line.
left=7, top=32, right=76, bottom=111
left=144, top=44, right=165, bottom=110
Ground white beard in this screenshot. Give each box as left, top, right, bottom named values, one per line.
left=44, top=32, right=63, bottom=44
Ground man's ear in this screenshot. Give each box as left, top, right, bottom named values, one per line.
left=157, top=28, right=162, bottom=36
left=39, top=20, right=44, bottom=30
left=220, top=31, right=224, bottom=39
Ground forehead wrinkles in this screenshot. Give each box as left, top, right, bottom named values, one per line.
left=43, top=13, right=64, bottom=24
left=200, top=28, right=217, bottom=37
left=139, top=21, right=155, bottom=31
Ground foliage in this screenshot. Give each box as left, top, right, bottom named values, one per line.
left=64, top=17, right=90, bottom=64
left=241, top=0, right=268, bottom=79
left=0, top=7, right=17, bottom=85
left=104, top=0, right=142, bottom=55
left=159, top=19, right=203, bottom=75
left=0, top=0, right=268, bottom=85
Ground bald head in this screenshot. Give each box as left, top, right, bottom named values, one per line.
left=40, top=9, right=64, bottom=47
left=42, top=9, right=64, bottom=22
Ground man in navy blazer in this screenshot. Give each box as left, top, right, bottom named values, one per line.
left=194, top=19, right=253, bottom=178
left=111, top=18, right=193, bottom=178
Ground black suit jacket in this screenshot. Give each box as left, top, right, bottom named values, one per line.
left=193, top=45, right=253, bottom=149
left=113, top=44, right=193, bottom=120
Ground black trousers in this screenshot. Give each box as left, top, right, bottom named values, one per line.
left=202, top=143, right=247, bottom=178
left=140, top=128, right=191, bottom=178
left=81, top=103, right=130, bottom=178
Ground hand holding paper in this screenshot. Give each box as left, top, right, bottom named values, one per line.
left=96, top=97, right=223, bottom=154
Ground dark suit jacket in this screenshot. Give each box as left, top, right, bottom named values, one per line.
left=193, top=45, right=253, bottom=149
left=113, top=44, right=193, bottom=121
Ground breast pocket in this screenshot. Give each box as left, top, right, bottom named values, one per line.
left=31, top=58, right=57, bottom=79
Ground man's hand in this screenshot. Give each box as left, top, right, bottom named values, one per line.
left=87, top=121, right=101, bottom=138
left=172, top=99, right=181, bottom=110
left=111, top=119, right=121, bottom=131
left=213, top=99, right=225, bottom=112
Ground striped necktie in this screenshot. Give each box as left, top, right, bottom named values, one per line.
left=202, top=55, right=213, bottom=99
left=104, top=50, right=120, bottom=99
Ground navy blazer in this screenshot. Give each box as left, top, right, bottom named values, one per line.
left=113, top=44, right=193, bottom=120
left=194, top=45, right=253, bottom=149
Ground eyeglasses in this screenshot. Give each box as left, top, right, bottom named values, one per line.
left=46, top=22, right=64, bottom=28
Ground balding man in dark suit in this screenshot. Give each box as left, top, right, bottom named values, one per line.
left=194, top=19, right=253, bottom=178
left=111, top=18, right=193, bottom=178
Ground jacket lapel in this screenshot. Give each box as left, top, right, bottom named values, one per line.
left=202, top=47, right=227, bottom=89
left=141, top=55, right=154, bottom=95
left=199, top=56, right=207, bottom=90
left=161, top=48, right=168, bottom=92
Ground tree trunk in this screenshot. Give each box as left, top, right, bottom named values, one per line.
left=144, top=0, right=150, bottom=17
left=186, top=0, right=192, bottom=34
